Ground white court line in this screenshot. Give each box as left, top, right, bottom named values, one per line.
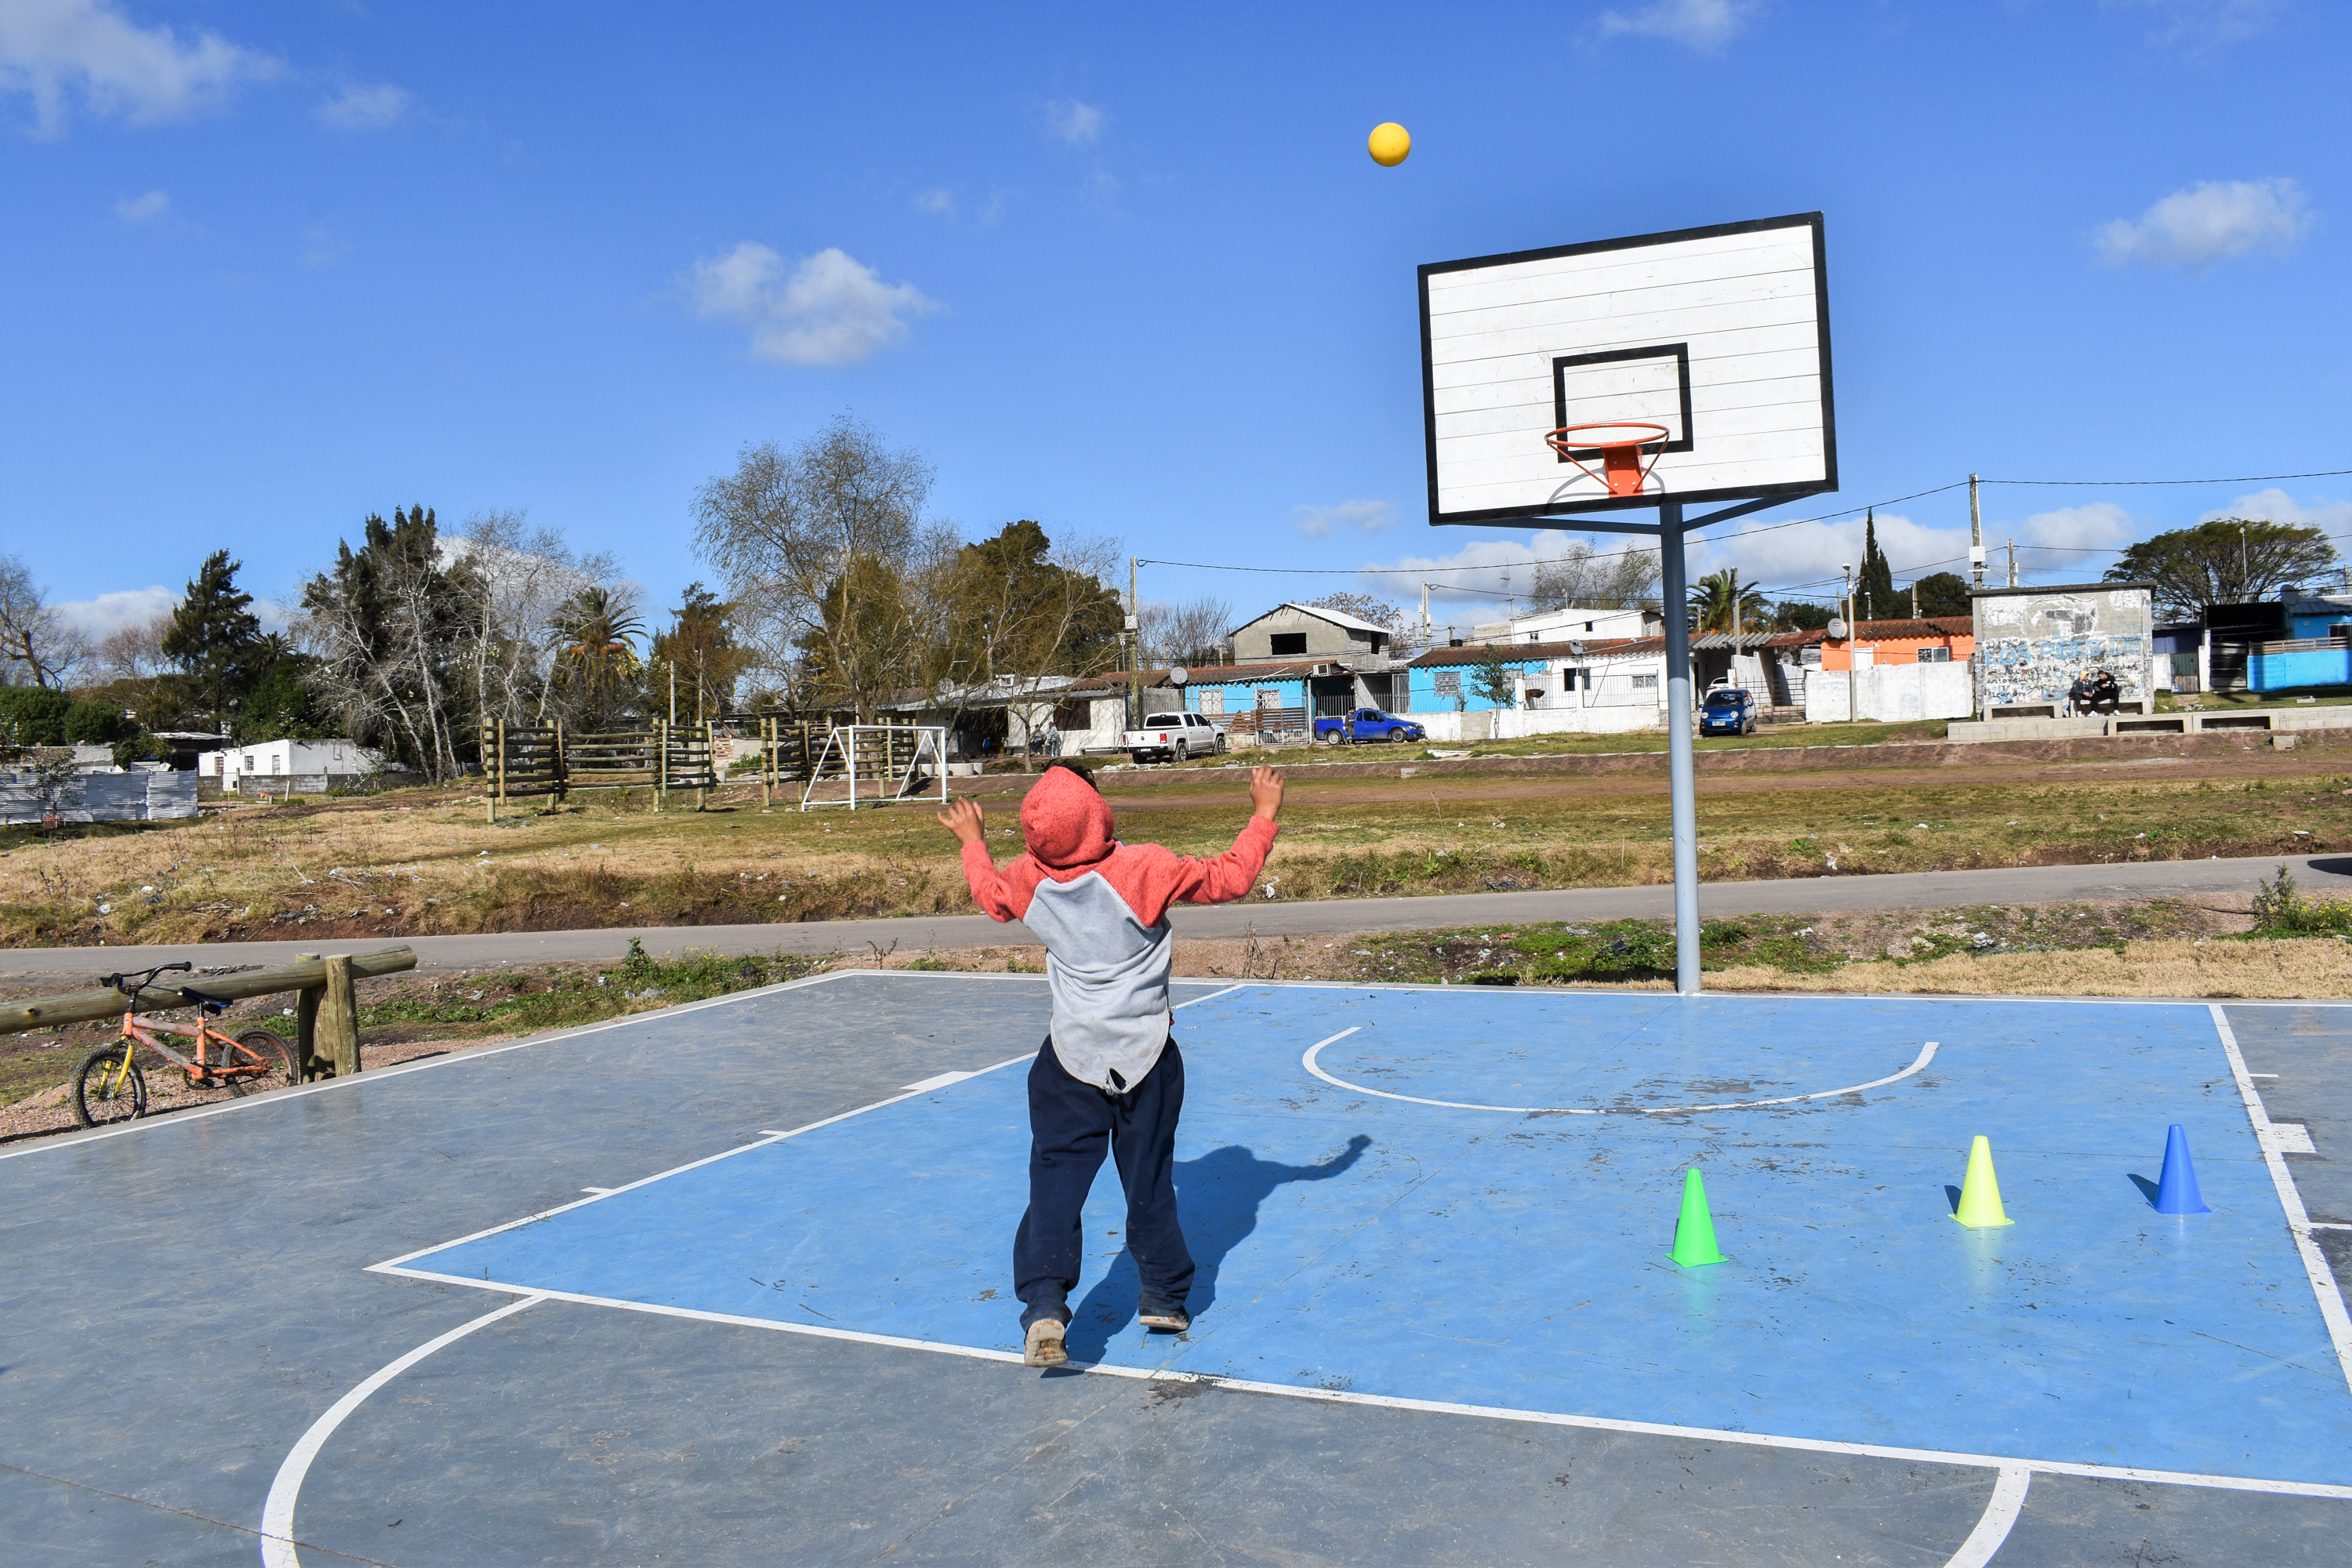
left=259, top=1293, right=545, bottom=1567
left=901, top=1071, right=976, bottom=1093
left=2210, top=1004, right=2352, bottom=1400
left=1181, top=978, right=2352, bottom=1011
left=1944, top=1465, right=2031, bottom=1568
left=367, top=1049, right=1034, bottom=1275
left=0, top=964, right=880, bottom=1163
left=340, top=1266, right=2352, bottom=1503
left=1301, top=1030, right=1940, bottom=1116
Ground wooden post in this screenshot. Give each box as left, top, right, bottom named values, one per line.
left=656, top=719, right=668, bottom=811
left=318, top=953, right=359, bottom=1077
left=554, top=718, right=567, bottom=806
left=294, top=951, right=322, bottom=1080
left=484, top=724, right=496, bottom=824
left=700, top=718, right=713, bottom=811
left=760, top=715, right=773, bottom=810
left=495, top=719, right=507, bottom=808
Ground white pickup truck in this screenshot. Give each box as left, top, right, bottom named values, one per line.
left=1122, top=710, right=1226, bottom=764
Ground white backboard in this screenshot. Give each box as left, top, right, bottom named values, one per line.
left=1419, top=212, right=1836, bottom=527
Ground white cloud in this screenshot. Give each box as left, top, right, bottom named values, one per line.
left=2111, top=0, right=2285, bottom=49
left=2096, top=177, right=2310, bottom=270
left=52, top=585, right=172, bottom=637
left=912, top=187, right=955, bottom=218
left=52, top=584, right=292, bottom=638
left=1294, top=499, right=1397, bottom=539
left=1596, top=0, right=1755, bottom=51
left=0, top=0, right=278, bottom=138
left=316, top=82, right=408, bottom=132
left=2198, top=487, right=2352, bottom=532
left=687, top=242, right=940, bottom=368
left=1047, top=98, right=1104, bottom=144
left=113, top=187, right=165, bottom=221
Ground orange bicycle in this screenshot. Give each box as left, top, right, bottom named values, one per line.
left=72, top=962, right=298, bottom=1127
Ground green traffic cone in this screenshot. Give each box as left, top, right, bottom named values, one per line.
left=1669, top=1167, right=1729, bottom=1266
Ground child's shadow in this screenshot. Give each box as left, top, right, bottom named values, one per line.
left=1063, top=1134, right=1371, bottom=1363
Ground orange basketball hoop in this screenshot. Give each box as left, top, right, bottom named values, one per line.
left=1545, top=421, right=1671, bottom=498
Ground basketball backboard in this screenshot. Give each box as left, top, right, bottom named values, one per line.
left=1419, top=212, right=1835, bottom=528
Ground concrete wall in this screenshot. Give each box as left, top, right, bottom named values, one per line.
left=2252, top=648, right=2352, bottom=691
left=1231, top=604, right=1381, bottom=663
left=1805, top=662, right=1975, bottom=723
left=1972, top=586, right=2154, bottom=716
left=1414, top=706, right=1662, bottom=742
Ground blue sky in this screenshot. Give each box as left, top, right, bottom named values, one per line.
left=4, top=0, right=2347, bottom=642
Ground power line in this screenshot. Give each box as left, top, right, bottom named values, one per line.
left=1985, top=466, right=2352, bottom=488
left=1138, top=481, right=1972, bottom=578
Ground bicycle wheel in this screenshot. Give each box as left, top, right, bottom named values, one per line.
left=73, top=1046, right=147, bottom=1127
left=223, top=1030, right=298, bottom=1098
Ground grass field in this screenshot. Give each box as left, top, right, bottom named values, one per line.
left=5, top=735, right=2352, bottom=949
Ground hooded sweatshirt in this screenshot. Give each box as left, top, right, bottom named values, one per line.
left=960, top=766, right=1278, bottom=1091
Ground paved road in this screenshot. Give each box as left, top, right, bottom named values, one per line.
left=5, top=852, right=2344, bottom=979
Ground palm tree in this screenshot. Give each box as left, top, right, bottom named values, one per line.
left=1690, top=568, right=1768, bottom=636
left=555, top=586, right=644, bottom=724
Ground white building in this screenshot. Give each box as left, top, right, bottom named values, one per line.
left=1468, top=603, right=1663, bottom=645
left=201, top=738, right=383, bottom=788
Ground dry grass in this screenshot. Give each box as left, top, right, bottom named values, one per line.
left=6, top=753, right=2352, bottom=949
left=1708, top=938, right=2352, bottom=998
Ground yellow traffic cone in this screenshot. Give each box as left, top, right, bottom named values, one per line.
left=1953, top=1134, right=2014, bottom=1228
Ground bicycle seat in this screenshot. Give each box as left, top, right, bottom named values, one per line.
left=177, top=985, right=233, bottom=1014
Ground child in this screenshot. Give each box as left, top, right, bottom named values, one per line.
left=938, top=759, right=1283, bottom=1367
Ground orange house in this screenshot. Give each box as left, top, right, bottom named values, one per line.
left=1817, top=615, right=1974, bottom=672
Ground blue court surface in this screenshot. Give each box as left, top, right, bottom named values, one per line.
left=387, top=986, right=2352, bottom=1489
left=11, top=969, right=2352, bottom=1566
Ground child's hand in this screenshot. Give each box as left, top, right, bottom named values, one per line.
left=1248, top=766, right=1284, bottom=822
left=937, top=797, right=987, bottom=846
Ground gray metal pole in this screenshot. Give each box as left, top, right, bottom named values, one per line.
left=1659, top=501, right=1700, bottom=995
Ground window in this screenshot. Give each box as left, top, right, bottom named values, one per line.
left=1433, top=671, right=1461, bottom=695
left=1631, top=673, right=1659, bottom=691
left=2332, top=623, right=2352, bottom=641
left=1526, top=632, right=1540, bottom=643
left=1917, top=646, right=1951, bottom=663
left=1269, top=632, right=1307, bottom=655
left=1198, top=689, right=1224, bottom=715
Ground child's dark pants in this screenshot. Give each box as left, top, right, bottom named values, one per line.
left=1014, top=1036, right=1194, bottom=1331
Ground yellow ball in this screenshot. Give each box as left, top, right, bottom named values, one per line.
left=1367, top=122, right=1410, bottom=167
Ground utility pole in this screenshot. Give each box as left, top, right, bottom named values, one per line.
left=668, top=662, right=677, bottom=726
left=2007, top=539, right=2018, bottom=588
left=1911, top=583, right=1918, bottom=619
left=1842, top=562, right=1856, bottom=725
left=1127, top=556, right=1142, bottom=731
left=1969, top=473, right=1984, bottom=589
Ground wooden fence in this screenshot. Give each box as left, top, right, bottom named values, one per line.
left=479, top=714, right=933, bottom=816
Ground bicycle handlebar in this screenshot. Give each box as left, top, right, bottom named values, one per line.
left=99, top=961, right=194, bottom=996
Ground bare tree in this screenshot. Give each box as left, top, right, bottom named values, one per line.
left=448, top=510, right=614, bottom=728
left=1529, top=541, right=1661, bottom=612
left=95, top=614, right=173, bottom=682
left=691, top=416, right=939, bottom=720
left=0, top=554, right=93, bottom=688
left=1138, top=594, right=1235, bottom=667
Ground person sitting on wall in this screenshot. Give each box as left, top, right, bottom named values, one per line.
left=2067, top=670, right=2121, bottom=716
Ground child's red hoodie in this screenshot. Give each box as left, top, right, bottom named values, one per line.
left=959, top=766, right=1277, bottom=1092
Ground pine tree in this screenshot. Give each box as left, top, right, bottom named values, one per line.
left=161, top=550, right=264, bottom=731
left=1858, top=510, right=1896, bottom=623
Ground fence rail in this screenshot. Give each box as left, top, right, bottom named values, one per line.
left=480, top=715, right=938, bottom=816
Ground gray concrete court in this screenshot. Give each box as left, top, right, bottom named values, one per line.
left=1, top=851, right=2338, bottom=980
left=2, top=972, right=2348, bottom=1566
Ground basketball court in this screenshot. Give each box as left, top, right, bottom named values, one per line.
left=5, top=968, right=2350, bottom=1565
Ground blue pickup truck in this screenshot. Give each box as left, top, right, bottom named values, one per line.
left=1315, top=708, right=1426, bottom=746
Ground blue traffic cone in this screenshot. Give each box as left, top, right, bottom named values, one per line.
left=2154, top=1123, right=2211, bottom=1214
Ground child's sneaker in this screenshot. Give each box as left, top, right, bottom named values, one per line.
left=1137, top=1301, right=1190, bottom=1333
left=1024, top=1317, right=1069, bottom=1367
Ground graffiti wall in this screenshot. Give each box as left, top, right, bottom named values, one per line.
left=1972, top=585, right=2154, bottom=713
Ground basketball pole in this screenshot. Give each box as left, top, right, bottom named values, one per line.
left=1657, top=500, right=1702, bottom=996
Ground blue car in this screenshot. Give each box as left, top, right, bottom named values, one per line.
left=1699, top=688, right=1758, bottom=736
